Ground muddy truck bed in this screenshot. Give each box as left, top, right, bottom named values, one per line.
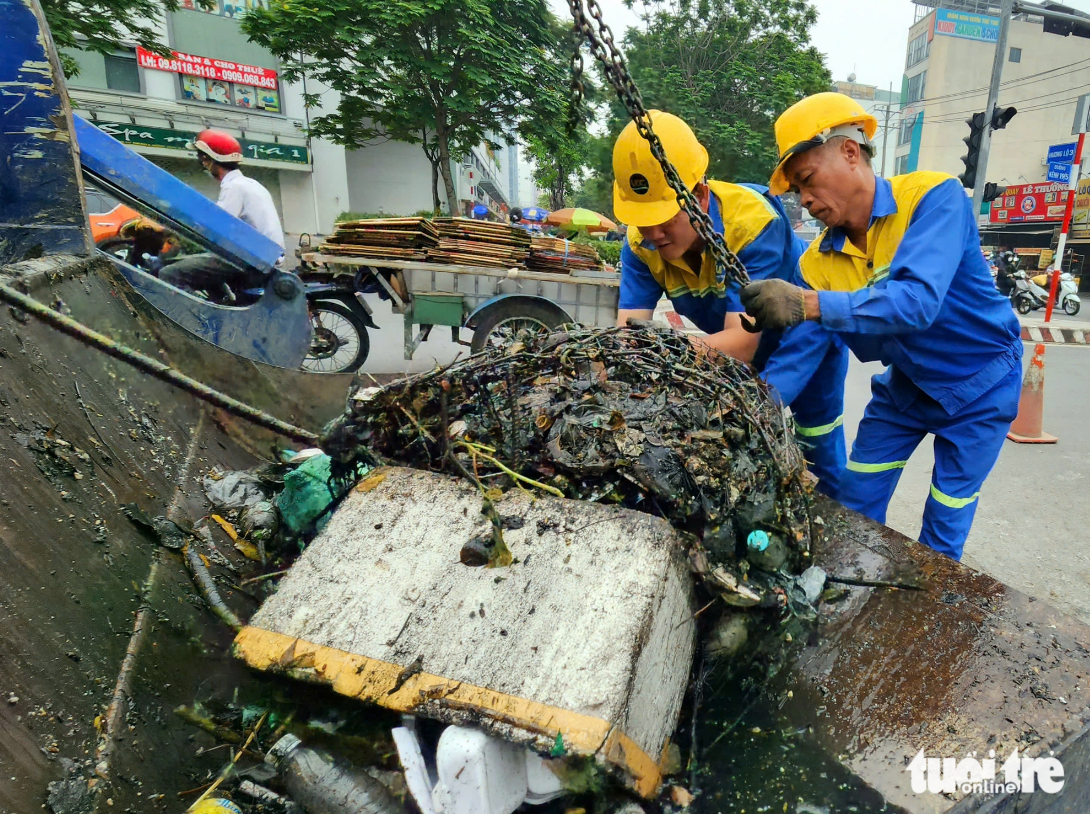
left=1, top=261, right=1090, bottom=814
left=0, top=253, right=355, bottom=814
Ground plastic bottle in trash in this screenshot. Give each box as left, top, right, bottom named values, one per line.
left=746, top=529, right=787, bottom=572
left=266, top=733, right=405, bottom=814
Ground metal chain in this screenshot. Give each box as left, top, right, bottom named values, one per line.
left=567, top=0, right=750, bottom=287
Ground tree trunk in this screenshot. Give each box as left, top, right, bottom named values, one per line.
left=435, top=129, right=458, bottom=217
left=422, top=130, right=441, bottom=215
left=428, top=156, right=441, bottom=214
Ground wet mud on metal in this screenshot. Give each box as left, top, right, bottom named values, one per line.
left=692, top=498, right=1090, bottom=814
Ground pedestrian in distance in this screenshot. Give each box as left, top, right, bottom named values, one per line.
left=741, top=92, right=1022, bottom=560
left=612, top=110, right=849, bottom=499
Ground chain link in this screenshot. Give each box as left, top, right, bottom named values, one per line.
left=567, top=0, right=750, bottom=287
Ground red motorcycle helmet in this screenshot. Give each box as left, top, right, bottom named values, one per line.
left=192, top=129, right=244, bottom=163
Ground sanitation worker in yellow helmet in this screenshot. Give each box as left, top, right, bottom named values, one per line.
left=613, top=110, right=848, bottom=499
left=740, top=92, right=1023, bottom=560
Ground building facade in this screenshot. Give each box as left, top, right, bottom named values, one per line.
left=64, top=0, right=348, bottom=254
left=895, top=1, right=1090, bottom=189
left=65, top=0, right=534, bottom=255
left=832, top=78, right=902, bottom=177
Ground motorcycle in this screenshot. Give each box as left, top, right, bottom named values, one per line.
left=1010, top=269, right=1081, bottom=316
left=1032, top=270, right=1081, bottom=316
left=98, top=234, right=377, bottom=373
left=1010, top=270, right=1046, bottom=315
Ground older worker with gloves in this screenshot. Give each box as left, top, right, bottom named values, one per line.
left=741, top=92, right=1022, bottom=560
left=614, top=110, right=849, bottom=499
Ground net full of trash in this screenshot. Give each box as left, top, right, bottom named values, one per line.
left=322, top=325, right=817, bottom=613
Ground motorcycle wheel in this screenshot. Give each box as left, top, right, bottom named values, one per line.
left=1064, top=297, right=1081, bottom=316
left=303, top=300, right=370, bottom=373
left=96, top=237, right=139, bottom=266
left=1016, top=297, right=1033, bottom=316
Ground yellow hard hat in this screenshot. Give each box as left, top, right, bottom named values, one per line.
left=613, top=110, right=709, bottom=227
left=769, top=92, right=879, bottom=195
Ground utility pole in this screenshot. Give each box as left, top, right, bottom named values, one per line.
left=973, top=0, right=1014, bottom=215
left=881, top=82, right=893, bottom=177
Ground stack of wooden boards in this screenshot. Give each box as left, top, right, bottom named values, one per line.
left=427, top=219, right=531, bottom=268
left=318, top=218, right=438, bottom=261
left=526, top=236, right=603, bottom=273
left=319, top=217, right=608, bottom=274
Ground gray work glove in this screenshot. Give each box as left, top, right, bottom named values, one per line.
left=740, top=279, right=807, bottom=330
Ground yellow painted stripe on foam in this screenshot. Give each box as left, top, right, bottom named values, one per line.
left=233, top=626, right=664, bottom=798
left=846, top=459, right=908, bottom=473
left=929, top=483, right=980, bottom=509
left=794, top=415, right=843, bottom=437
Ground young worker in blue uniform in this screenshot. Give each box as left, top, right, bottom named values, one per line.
left=741, top=92, right=1022, bottom=560
left=612, top=111, right=848, bottom=499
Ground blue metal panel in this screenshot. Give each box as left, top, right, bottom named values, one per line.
left=74, top=116, right=283, bottom=275
left=0, top=0, right=91, bottom=264
left=107, top=255, right=313, bottom=369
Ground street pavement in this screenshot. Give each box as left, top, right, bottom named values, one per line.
left=844, top=345, right=1090, bottom=627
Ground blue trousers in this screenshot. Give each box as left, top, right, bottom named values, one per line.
left=841, top=364, right=1021, bottom=560
left=756, top=327, right=849, bottom=501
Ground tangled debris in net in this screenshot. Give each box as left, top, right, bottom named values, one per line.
left=322, top=325, right=817, bottom=613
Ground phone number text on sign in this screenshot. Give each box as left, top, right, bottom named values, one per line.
left=136, top=47, right=278, bottom=90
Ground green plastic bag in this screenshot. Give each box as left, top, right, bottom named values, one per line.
left=276, top=454, right=359, bottom=538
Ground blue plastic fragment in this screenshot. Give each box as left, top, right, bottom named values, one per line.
left=747, top=529, right=770, bottom=552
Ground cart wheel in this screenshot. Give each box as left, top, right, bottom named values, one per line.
left=303, top=300, right=370, bottom=373
left=470, top=300, right=568, bottom=354
left=1064, top=297, right=1081, bottom=316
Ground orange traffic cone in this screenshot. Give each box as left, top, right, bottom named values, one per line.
left=1007, top=343, right=1057, bottom=444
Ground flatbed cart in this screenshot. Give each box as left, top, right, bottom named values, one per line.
left=300, top=253, right=620, bottom=361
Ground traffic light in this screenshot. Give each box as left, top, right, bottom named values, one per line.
left=959, top=112, right=986, bottom=189
left=1043, top=15, right=1090, bottom=39
left=991, top=106, right=1017, bottom=130
left=982, top=183, right=1006, bottom=203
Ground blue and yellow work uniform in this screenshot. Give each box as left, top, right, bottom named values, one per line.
left=800, top=172, right=1022, bottom=559
left=618, top=180, right=849, bottom=499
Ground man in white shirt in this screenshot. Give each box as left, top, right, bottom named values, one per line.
left=160, top=129, right=284, bottom=293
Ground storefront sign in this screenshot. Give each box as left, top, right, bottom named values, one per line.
left=136, top=47, right=278, bottom=90
left=989, top=182, right=1068, bottom=224
left=92, top=121, right=309, bottom=165
left=934, top=9, right=1000, bottom=42
left=1071, top=177, right=1090, bottom=238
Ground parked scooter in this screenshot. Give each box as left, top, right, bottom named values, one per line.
left=1033, top=270, right=1082, bottom=316
left=1010, top=269, right=1081, bottom=316
left=99, top=234, right=377, bottom=372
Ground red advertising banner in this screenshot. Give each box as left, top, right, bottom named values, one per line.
left=136, top=47, right=278, bottom=90
left=990, top=182, right=1069, bottom=224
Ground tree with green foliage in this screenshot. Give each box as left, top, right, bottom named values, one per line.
left=41, top=0, right=212, bottom=77
left=574, top=0, right=830, bottom=218
left=519, top=24, right=597, bottom=211
left=243, top=0, right=567, bottom=215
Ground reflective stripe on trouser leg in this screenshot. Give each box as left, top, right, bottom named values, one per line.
left=840, top=385, right=927, bottom=526
left=917, top=364, right=1020, bottom=562
left=839, top=458, right=909, bottom=525
left=920, top=485, right=981, bottom=561
left=793, top=415, right=845, bottom=501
